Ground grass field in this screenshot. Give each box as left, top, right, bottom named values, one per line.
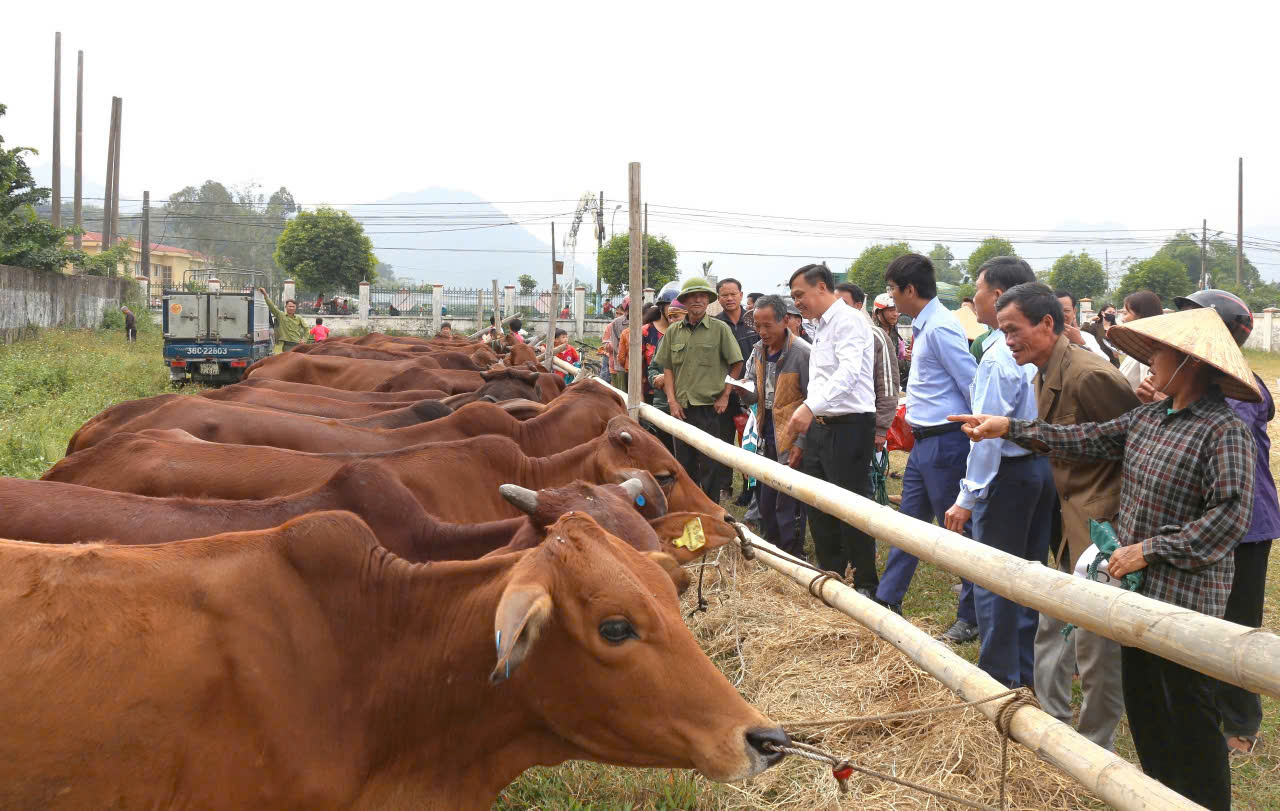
left=5, top=330, right=1280, bottom=808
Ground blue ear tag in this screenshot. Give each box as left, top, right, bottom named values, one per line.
left=636, top=495, right=646, bottom=507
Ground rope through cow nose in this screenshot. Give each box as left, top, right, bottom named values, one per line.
left=769, top=688, right=1039, bottom=811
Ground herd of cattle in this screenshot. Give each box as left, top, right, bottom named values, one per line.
left=0, top=330, right=792, bottom=808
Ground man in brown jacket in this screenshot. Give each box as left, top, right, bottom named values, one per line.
left=733, top=295, right=810, bottom=557
left=995, top=283, right=1138, bottom=750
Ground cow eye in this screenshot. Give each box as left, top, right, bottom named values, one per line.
left=655, top=474, right=676, bottom=489
left=599, top=618, right=637, bottom=644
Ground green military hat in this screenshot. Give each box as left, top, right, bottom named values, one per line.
left=677, top=277, right=717, bottom=302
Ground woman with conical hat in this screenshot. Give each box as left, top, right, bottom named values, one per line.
left=951, top=302, right=1258, bottom=811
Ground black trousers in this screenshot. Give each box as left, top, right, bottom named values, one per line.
left=1121, top=645, right=1230, bottom=811
left=1215, top=539, right=1272, bottom=737
left=758, top=435, right=807, bottom=559
left=674, top=405, right=731, bottom=502
left=802, top=415, right=878, bottom=589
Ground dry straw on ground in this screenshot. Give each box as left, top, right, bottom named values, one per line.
left=682, top=550, right=1097, bottom=810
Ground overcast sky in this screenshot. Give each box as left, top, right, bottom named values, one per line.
left=5, top=1, right=1279, bottom=291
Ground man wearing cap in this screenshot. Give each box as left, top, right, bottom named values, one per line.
left=874, top=255, right=978, bottom=642
left=655, top=277, right=744, bottom=500
left=942, top=258, right=1052, bottom=689
left=981, top=283, right=1135, bottom=751
left=955, top=303, right=1258, bottom=810
left=872, top=293, right=909, bottom=384
left=784, top=302, right=810, bottom=343
left=786, top=263, right=879, bottom=593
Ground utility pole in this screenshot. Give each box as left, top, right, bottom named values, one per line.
left=546, top=222, right=559, bottom=370
left=102, top=96, right=118, bottom=246
left=111, top=97, right=122, bottom=243
left=73, top=49, right=83, bottom=249
left=141, top=191, right=150, bottom=283
left=52, top=32, right=62, bottom=228
left=1201, top=219, right=1209, bottom=290
left=596, top=190, right=604, bottom=306
left=627, top=162, right=643, bottom=407
left=642, top=202, right=649, bottom=291
left=1237, top=157, right=1244, bottom=286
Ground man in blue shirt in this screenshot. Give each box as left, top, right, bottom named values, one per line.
left=943, top=257, right=1052, bottom=687
left=874, top=254, right=979, bottom=643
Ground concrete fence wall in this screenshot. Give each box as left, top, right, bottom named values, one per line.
left=0, top=265, right=135, bottom=344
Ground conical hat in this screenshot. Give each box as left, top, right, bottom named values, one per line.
left=1108, top=308, right=1260, bottom=402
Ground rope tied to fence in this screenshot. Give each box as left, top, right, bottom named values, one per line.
left=772, top=687, right=1040, bottom=811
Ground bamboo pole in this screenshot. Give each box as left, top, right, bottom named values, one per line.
left=468, top=313, right=520, bottom=340
left=635, top=403, right=1280, bottom=698
left=737, top=526, right=1198, bottom=811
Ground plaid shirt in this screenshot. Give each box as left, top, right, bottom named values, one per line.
left=1008, top=395, right=1255, bottom=618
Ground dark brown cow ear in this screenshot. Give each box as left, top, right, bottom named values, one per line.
left=491, top=584, right=553, bottom=685
left=646, top=551, right=691, bottom=596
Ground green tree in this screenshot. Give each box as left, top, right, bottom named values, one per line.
left=846, top=242, right=911, bottom=295
left=928, top=243, right=963, bottom=284
left=273, top=208, right=377, bottom=293
left=1116, top=256, right=1192, bottom=305
left=0, top=104, right=85, bottom=273
left=517, top=273, right=537, bottom=294
left=966, top=237, right=1017, bottom=280
left=1046, top=251, right=1107, bottom=300
left=1152, top=231, right=1262, bottom=290
left=598, top=234, right=678, bottom=295
left=161, top=181, right=298, bottom=285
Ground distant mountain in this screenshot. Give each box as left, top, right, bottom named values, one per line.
left=358, top=188, right=592, bottom=289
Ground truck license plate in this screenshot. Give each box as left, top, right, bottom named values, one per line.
left=199, top=362, right=220, bottom=376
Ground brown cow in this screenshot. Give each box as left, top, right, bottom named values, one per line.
left=228, top=378, right=445, bottom=402
left=0, top=511, right=786, bottom=809
left=66, top=396, right=462, bottom=454
left=306, top=342, right=498, bottom=369
left=77, top=381, right=616, bottom=454
left=373, top=365, right=551, bottom=396
left=0, top=462, right=708, bottom=565
left=45, top=416, right=724, bottom=519
left=204, top=386, right=448, bottom=419
left=241, top=353, right=454, bottom=390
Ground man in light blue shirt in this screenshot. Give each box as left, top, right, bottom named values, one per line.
left=874, top=254, right=979, bottom=642
left=943, top=257, right=1054, bottom=688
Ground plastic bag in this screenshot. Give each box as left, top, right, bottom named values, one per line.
left=886, top=403, right=914, bottom=453
left=1063, top=520, right=1142, bottom=639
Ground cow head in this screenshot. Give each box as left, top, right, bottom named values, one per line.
left=594, top=416, right=724, bottom=516
left=497, top=477, right=685, bottom=591
left=649, top=512, right=739, bottom=565
left=504, top=342, right=540, bottom=368
left=490, top=512, right=788, bottom=781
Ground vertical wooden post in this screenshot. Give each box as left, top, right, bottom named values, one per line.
left=596, top=190, right=604, bottom=305
left=111, top=98, right=122, bottom=247
left=140, top=191, right=150, bottom=282
left=1237, top=157, right=1244, bottom=286
left=476, top=289, right=484, bottom=328
left=52, top=32, right=62, bottom=229
left=627, top=163, right=643, bottom=407
left=73, top=50, right=83, bottom=249
left=546, top=222, right=559, bottom=370
left=102, top=97, right=117, bottom=247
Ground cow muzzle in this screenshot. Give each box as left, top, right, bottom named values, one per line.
left=744, top=726, right=790, bottom=775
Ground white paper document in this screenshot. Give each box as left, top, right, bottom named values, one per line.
left=726, top=375, right=755, bottom=393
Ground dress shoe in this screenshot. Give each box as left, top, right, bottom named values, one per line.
left=939, top=619, right=979, bottom=644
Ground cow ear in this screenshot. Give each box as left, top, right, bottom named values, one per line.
left=491, top=583, right=553, bottom=685
left=650, top=513, right=735, bottom=565
left=646, top=551, right=691, bottom=596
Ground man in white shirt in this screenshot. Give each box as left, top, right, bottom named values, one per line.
left=787, top=264, right=879, bottom=596
left=1055, top=290, right=1108, bottom=361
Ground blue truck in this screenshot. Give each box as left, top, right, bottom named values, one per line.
left=162, top=271, right=274, bottom=386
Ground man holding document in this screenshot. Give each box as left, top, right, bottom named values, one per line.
left=730, top=295, right=811, bottom=557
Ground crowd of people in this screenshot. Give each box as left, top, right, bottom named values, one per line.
left=606, top=256, right=1272, bottom=810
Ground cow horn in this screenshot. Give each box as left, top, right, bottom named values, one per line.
left=619, top=478, right=646, bottom=503
left=619, top=430, right=633, bottom=445
left=499, top=484, right=539, bottom=514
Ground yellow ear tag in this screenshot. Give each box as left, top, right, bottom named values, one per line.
left=673, top=517, right=706, bottom=551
